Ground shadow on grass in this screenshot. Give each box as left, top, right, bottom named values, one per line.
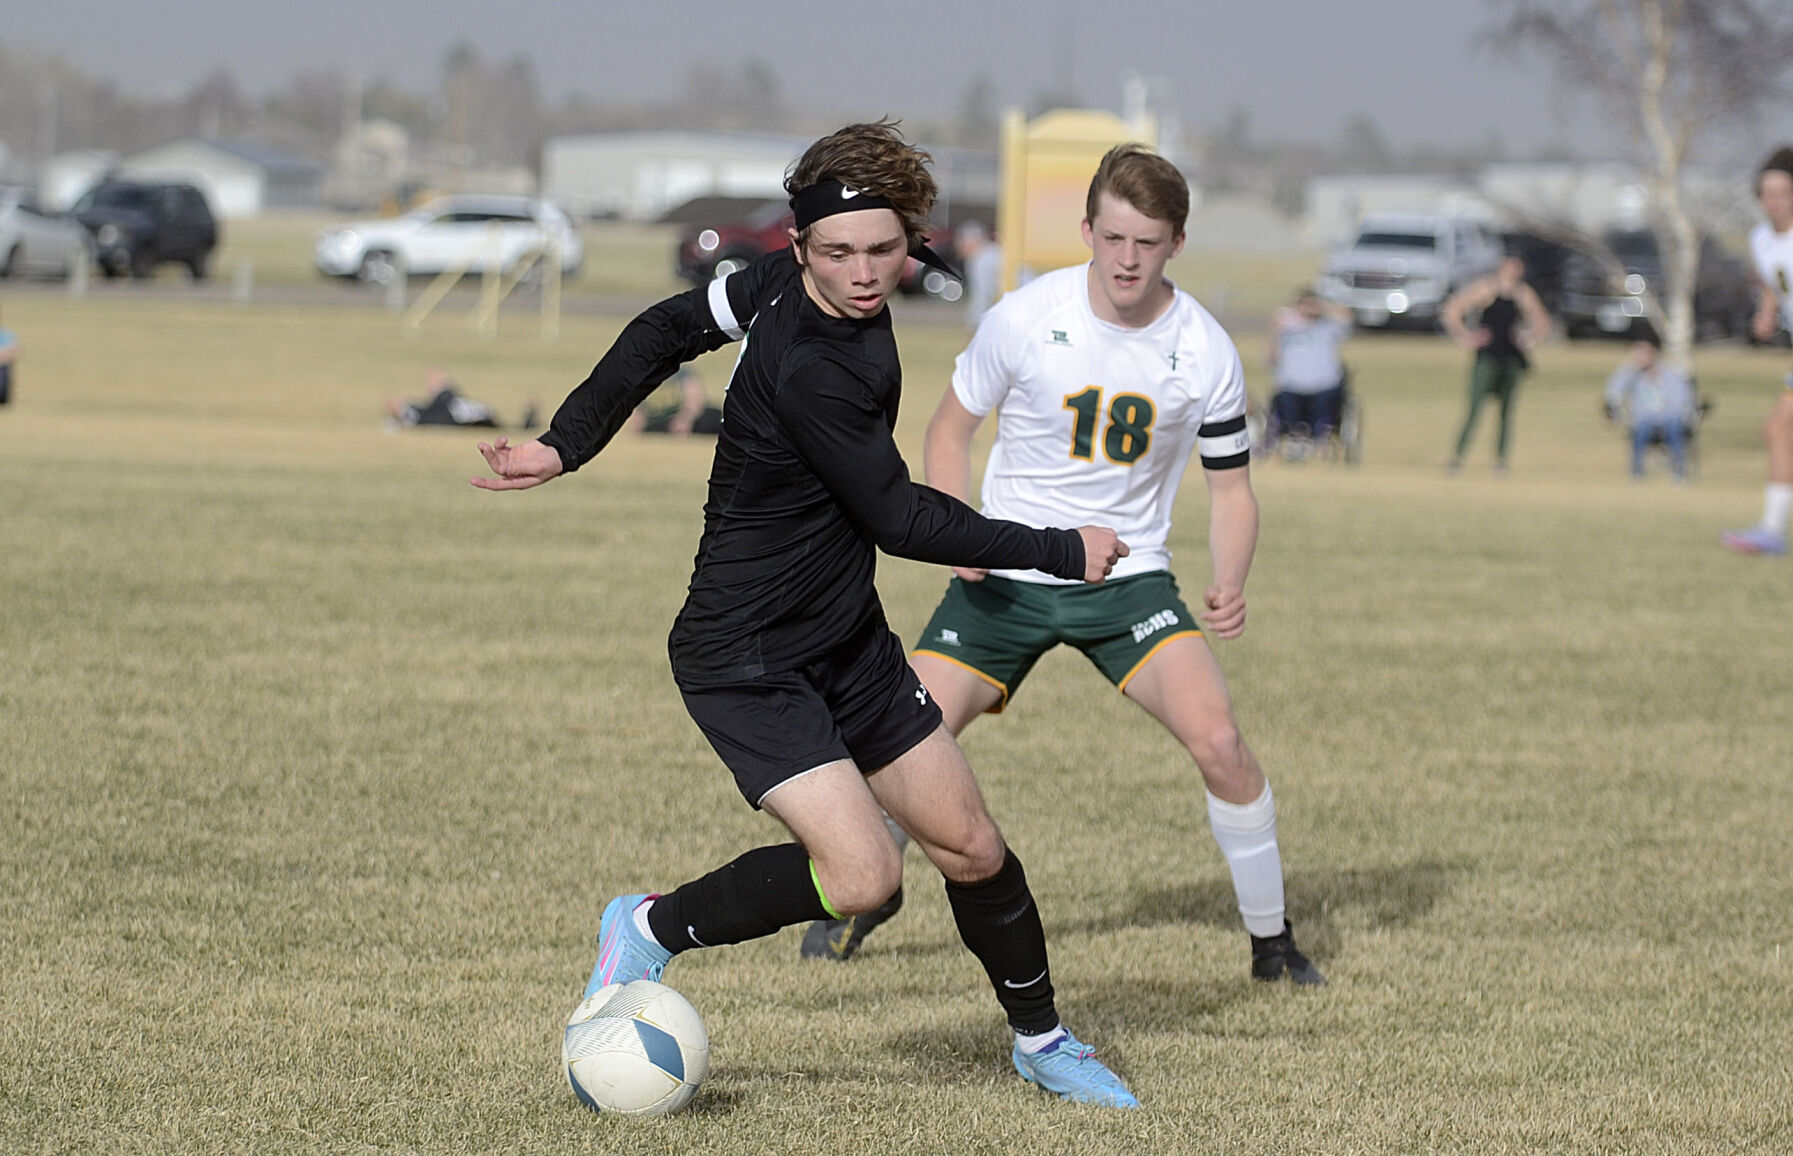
left=680, top=1086, right=747, bottom=1118
left=881, top=1022, right=1013, bottom=1080
left=1072, top=858, right=1461, bottom=965
left=881, top=979, right=1238, bottom=1075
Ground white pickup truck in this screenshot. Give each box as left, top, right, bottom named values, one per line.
left=1318, top=214, right=1504, bottom=329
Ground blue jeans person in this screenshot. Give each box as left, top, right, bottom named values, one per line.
left=1631, top=417, right=1688, bottom=479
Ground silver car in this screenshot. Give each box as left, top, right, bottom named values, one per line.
left=0, top=189, right=93, bottom=279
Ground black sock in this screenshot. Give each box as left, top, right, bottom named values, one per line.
left=647, top=843, right=831, bottom=954
left=945, top=848, right=1058, bottom=1035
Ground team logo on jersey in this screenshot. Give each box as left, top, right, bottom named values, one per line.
left=1048, top=329, right=1072, bottom=346
left=937, top=629, right=961, bottom=647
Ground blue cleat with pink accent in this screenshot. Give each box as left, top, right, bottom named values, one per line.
left=583, top=893, right=671, bottom=998
left=1721, top=527, right=1788, bottom=557
left=1011, top=1030, right=1139, bottom=1109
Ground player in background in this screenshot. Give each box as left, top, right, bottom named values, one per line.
left=801, top=144, right=1325, bottom=988
left=474, top=122, right=1140, bottom=1109
left=1722, top=146, right=1793, bottom=557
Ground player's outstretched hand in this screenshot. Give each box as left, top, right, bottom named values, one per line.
left=1076, top=526, right=1128, bottom=584
left=471, top=436, right=564, bottom=491
left=1201, top=584, right=1248, bottom=639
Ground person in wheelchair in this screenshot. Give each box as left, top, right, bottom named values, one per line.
left=1264, top=290, right=1353, bottom=453
left=1603, top=333, right=1700, bottom=483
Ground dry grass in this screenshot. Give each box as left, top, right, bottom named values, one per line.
left=1, top=265, right=1790, bottom=1153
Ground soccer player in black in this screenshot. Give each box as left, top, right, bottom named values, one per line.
left=473, top=123, right=1139, bottom=1108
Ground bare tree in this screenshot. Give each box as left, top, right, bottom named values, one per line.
left=1490, top=0, right=1793, bottom=366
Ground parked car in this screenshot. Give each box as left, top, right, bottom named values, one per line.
left=313, top=196, right=584, bottom=284
left=676, top=200, right=793, bottom=284
left=674, top=200, right=963, bottom=300
left=1557, top=228, right=1754, bottom=341
left=0, top=188, right=93, bottom=279
left=1318, top=214, right=1504, bottom=329
left=71, top=181, right=218, bottom=280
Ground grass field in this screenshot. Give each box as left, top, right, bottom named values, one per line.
left=3, top=257, right=1791, bottom=1154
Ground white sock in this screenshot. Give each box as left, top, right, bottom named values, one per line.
left=1761, top=483, right=1793, bottom=535
left=1013, top=1024, right=1067, bottom=1053
left=1206, top=783, right=1288, bottom=938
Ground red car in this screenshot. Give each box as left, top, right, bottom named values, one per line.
left=676, top=200, right=962, bottom=301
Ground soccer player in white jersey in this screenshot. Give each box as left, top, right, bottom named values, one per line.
left=1723, top=146, right=1793, bottom=557
left=802, top=144, right=1324, bottom=985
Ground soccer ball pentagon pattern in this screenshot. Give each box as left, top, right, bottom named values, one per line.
left=563, top=979, right=709, bottom=1117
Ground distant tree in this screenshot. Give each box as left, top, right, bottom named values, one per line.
left=182, top=69, right=254, bottom=142
left=1490, top=0, right=1793, bottom=366
left=737, top=58, right=787, bottom=132
left=955, top=75, right=1000, bottom=150
left=484, top=56, right=545, bottom=167
left=669, top=58, right=789, bottom=133
left=1336, top=113, right=1392, bottom=173
left=441, top=42, right=480, bottom=171
left=263, top=71, right=354, bottom=150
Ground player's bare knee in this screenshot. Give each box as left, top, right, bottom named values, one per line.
left=1186, top=719, right=1246, bottom=770
left=827, top=846, right=904, bottom=915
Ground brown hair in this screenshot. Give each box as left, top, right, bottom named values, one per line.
left=786, top=120, right=937, bottom=252
left=1085, top=144, right=1189, bottom=236
left=1756, top=146, right=1793, bottom=196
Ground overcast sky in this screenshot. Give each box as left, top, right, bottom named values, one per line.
left=15, top=0, right=1785, bottom=154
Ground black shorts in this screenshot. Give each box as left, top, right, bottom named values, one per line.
left=677, top=621, right=942, bottom=808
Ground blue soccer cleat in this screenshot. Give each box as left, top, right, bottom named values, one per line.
left=1011, top=1031, right=1140, bottom=1109
left=583, top=893, right=672, bottom=998
left=1721, top=527, right=1788, bottom=557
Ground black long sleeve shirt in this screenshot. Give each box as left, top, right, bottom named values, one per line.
left=541, top=251, right=1085, bottom=687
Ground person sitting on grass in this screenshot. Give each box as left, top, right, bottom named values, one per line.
left=1603, top=334, right=1698, bottom=483
left=626, top=367, right=723, bottom=436
left=1265, top=289, right=1352, bottom=451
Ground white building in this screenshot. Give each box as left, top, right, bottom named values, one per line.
left=116, top=140, right=319, bottom=218
left=544, top=131, right=807, bottom=221
left=543, top=130, right=999, bottom=223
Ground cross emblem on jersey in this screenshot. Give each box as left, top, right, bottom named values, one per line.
left=1168, top=352, right=1179, bottom=369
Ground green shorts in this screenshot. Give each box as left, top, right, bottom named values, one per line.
left=912, top=571, right=1202, bottom=710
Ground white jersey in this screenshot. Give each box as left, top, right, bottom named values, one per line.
left=1750, top=221, right=1793, bottom=331
left=951, top=263, right=1250, bottom=585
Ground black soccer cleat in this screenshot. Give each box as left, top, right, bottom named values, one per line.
left=1250, top=920, right=1327, bottom=986
left=799, top=888, right=904, bottom=962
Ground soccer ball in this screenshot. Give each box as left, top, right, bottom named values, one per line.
left=562, top=980, right=709, bottom=1117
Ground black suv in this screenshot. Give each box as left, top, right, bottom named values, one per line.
left=72, top=181, right=219, bottom=280
left=1558, top=228, right=1754, bottom=341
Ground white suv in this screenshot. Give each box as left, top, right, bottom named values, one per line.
left=1319, top=214, right=1502, bottom=328
left=314, top=196, right=584, bottom=284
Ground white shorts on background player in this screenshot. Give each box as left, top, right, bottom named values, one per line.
left=950, top=263, right=1249, bottom=586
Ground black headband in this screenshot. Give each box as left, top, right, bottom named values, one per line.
left=790, top=179, right=896, bottom=230
left=789, top=179, right=962, bottom=279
